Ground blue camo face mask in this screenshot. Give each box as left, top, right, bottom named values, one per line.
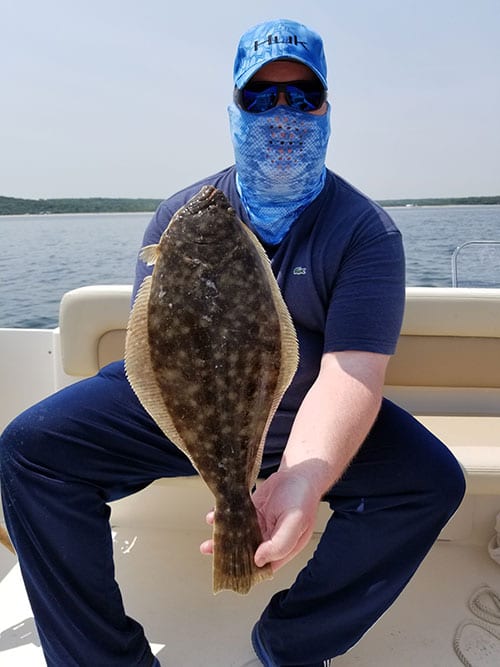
left=228, top=102, right=331, bottom=244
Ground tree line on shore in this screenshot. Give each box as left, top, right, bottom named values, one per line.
left=0, top=196, right=163, bottom=215
left=1, top=194, right=499, bottom=215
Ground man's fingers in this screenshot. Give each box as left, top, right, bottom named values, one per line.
left=200, top=538, right=213, bottom=555
left=254, top=508, right=305, bottom=568
left=200, top=509, right=215, bottom=555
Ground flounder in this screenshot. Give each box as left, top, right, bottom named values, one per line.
left=125, top=185, right=298, bottom=594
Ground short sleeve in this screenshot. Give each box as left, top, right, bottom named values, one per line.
left=324, top=230, right=405, bottom=355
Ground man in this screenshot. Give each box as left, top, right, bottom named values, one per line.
left=0, top=19, right=465, bottom=667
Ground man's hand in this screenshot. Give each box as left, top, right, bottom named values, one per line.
left=200, top=466, right=322, bottom=572
left=251, top=468, right=322, bottom=570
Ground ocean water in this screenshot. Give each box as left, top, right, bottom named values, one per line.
left=392, top=205, right=500, bottom=288
left=0, top=206, right=499, bottom=329
left=0, top=212, right=148, bottom=328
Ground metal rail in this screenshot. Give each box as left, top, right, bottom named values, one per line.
left=451, top=240, right=500, bottom=287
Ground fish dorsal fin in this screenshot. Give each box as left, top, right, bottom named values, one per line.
left=139, top=244, right=161, bottom=266
left=240, top=223, right=299, bottom=487
left=124, top=276, right=193, bottom=464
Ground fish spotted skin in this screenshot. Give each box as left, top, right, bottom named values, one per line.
left=125, top=185, right=298, bottom=594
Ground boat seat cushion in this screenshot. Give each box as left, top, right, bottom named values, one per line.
left=58, top=285, right=500, bottom=495
left=59, top=285, right=132, bottom=377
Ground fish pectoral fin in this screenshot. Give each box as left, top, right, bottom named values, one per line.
left=139, top=244, right=161, bottom=266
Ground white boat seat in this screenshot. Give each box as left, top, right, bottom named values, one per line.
left=58, top=285, right=500, bottom=495
left=59, top=285, right=132, bottom=375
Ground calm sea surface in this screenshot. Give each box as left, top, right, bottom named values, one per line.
left=1, top=205, right=499, bottom=328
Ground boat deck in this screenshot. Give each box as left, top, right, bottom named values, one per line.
left=1, top=484, right=499, bottom=666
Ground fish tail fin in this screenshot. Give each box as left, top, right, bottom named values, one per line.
left=212, top=498, right=273, bottom=595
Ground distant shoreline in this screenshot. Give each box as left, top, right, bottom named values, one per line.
left=0, top=196, right=164, bottom=216
left=1, top=194, right=499, bottom=216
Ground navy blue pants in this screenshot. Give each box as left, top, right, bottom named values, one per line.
left=0, top=361, right=465, bottom=666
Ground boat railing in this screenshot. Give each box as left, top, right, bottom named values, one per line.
left=451, top=240, right=500, bottom=287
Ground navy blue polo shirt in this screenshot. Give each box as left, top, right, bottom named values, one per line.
left=132, top=166, right=405, bottom=457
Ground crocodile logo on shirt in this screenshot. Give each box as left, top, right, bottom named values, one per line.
left=293, top=266, right=307, bottom=275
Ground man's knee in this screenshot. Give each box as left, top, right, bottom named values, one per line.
left=0, top=401, right=57, bottom=474
left=434, top=445, right=466, bottom=517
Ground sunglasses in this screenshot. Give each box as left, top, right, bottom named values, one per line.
left=234, top=80, right=327, bottom=114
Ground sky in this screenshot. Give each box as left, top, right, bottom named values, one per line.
left=1, top=0, right=499, bottom=201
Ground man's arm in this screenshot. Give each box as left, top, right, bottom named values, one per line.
left=252, top=349, right=390, bottom=571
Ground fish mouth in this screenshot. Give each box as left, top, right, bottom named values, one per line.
left=187, top=185, right=234, bottom=218
left=175, top=185, right=236, bottom=246
left=200, top=185, right=218, bottom=201
left=186, top=185, right=219, bottom=213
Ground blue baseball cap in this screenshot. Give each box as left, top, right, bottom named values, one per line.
left=233, top=19, right=328, bottom=90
